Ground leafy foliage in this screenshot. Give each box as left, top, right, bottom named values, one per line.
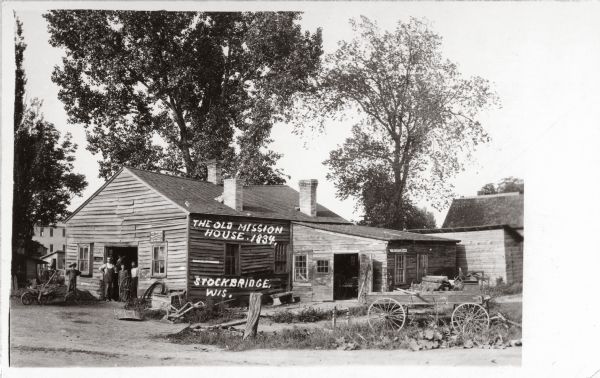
left=12, top=17, right=87, bottom=257
left=477, top=177, right=524, bottom=195
left=45, top=11, right=323, bottom=183
left=295, top=17, right=498, bottom=228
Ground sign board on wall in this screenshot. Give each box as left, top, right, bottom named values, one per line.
left=389, top=248, right=409, bottom=253
left=189, top=217, right=288, bottom=246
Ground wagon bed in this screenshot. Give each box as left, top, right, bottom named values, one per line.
left=365, top=290, right=491, bottom=334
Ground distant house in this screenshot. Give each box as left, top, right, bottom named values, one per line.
left=41, top=250, right=66, bottom=270
left=32, top=223, right=67, bottom=257
left=412, top=192, right=524, bottom=285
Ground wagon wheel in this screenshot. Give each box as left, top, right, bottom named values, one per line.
left=367, top=298, right=406, bottom=331
left=39, top=294, right=50, bottom=305
left=21, top=292, right=35, bottom=306
left=451, top=303, right=490, bottom=334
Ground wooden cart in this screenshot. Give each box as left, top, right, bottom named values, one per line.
left=365, top=290, right=491, bottom=334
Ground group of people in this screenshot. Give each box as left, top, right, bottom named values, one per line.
left=99, top=256, right=138, bottom=302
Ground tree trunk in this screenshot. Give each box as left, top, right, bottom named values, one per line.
left=243, top=292, right=262, bottom=340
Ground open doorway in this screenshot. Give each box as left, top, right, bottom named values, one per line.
left=334, top=253, right=359, bottom=300
left=105, top=246, right=138, bottom=269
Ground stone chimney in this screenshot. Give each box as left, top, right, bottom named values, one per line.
left=299, top=179, right=318, bottom=217
left=223, top=178, right=243, bottom=211
left=207, top=160, right=222, bottom=185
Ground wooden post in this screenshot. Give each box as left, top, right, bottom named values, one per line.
left=332, top=306, right=337, bottom=329
left=243, top=293, right=262, bottom=340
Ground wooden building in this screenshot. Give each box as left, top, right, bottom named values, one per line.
left=412, top=192, right=524, bottom=285
left=65, top=165, right=459, bottom=302
left=291, top=223, right=458, bottom=302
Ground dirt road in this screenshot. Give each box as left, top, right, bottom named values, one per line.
left=9, top=299, right=521, bottom=367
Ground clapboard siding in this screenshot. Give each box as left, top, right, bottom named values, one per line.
left=426, top=229, right=511, bottom=285
left=66, top=169, right=188, bottom=297
left=187, top=217, right=292, bottom=300
left=292, top=224, right=388, bottom=301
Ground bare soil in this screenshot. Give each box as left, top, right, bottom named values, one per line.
left=9, top=298, right=521, bottom=367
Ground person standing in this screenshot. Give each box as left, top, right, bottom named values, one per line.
left=65, top=263, right=81, bottom=301
left=118, top=263, right=130, bottom=302
left=130, top=261, right=138, bottom=299
left=99, top=257, right=117, bottom=301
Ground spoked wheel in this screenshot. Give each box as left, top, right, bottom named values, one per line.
left=20, top=292, right=35, bottom=306
left=367, top=298, right=406, bottom=331
left=451, top=303, right=490, bottom=334
left=39, top=294, right=50, bottom=305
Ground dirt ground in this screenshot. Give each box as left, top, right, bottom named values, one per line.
left=9, top=298, right=521, bottom=367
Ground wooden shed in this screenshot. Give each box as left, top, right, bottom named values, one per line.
left=291, top=223, right=459, bottom=302
left=412, top=192, right=524, bottom=285
left=64, top=166, right=349, bottom=300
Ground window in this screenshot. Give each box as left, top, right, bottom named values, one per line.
left=316, top=260, right=329, bottom=273
left=294, top=255, right=308, bottom=281
left=62, top=244, right=66, bottom=252
left=152, top=244, right=167, bottom=276
left=77, top=244, right=92, bottom=275
left=50, top=228, right=54, bottom=237
left=62, top=228, right=66, bottom=237
left=224, top=244, right=240, bottom=275
left=274, top=244, right=288, bottom=274
left=40, top=227, right=44, bottom=237
left=49, top=244, right=54, bottom=253
left=394, top=255, right=406, bottom=284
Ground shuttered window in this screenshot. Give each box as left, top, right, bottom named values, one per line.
left=274, top=244, right=288, bottom=274
left=77, top=244, right=92, bottom=276
left=294, top=254, right=308, bottom=281
left=224, top=244, right=240, bottom=275
left=152, top=244, right=167, bottom=276
left=50, top=228, right=54, bottom=237
left=394, top=255, right=406, bottom=284
left=418, top=254, right=428, bottom=277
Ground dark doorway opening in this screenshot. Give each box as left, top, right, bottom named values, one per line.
left=334, top=253, right=359, bottom=300
left=105, top=246, right=138, bottom=269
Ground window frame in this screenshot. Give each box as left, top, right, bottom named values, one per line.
left=273, top=243, right=288, bottom=274
left=49, top=244, right=54, bottom=253
left=77, top=244, right=93, bottom=276
left=151, top=243, right=167, bottom=277
left=62, top=228, right=66, bottom=237
left=50, top=228, right=54, bottom=237
left=224, top=244, right=240, bottom=276
left=294, top=254, right=308, bottom=282
left=316, top=260, right=329, bottom=273
left=394, top=254, right=406, bottom=285
left=40, top=227, right=44, bottom=237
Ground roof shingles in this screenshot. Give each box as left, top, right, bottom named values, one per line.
left=442, top=193, right=524, bottom=229
left=126, top=167, right=349, bottom=224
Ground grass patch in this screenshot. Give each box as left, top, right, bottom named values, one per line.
left=270, top=305, right=368, bottom=324
left=167, top=314, right=521, bottom=352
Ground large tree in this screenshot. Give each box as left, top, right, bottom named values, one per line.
left=295, top=17, right=497, bottom=229
left=45, top=11, right=323, bottom=183
left=13, top=17, right=87, bottom=257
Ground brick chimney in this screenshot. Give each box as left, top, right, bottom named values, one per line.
left=299, top=179, right=318, bottom=217
left=223, top=178, right=243, bottom=211
left=207, top=160, right=222, bottom=185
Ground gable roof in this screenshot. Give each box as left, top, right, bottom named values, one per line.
left=442, top=192, right=523, bottom=229
left=70, top=167, right=349, bottom=224
left=294, top=222, right=459, bottom=243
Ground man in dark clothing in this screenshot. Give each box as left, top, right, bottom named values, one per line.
left=99, top=257, right=117, bottom=301
left=65, top=263, right=81, bottom=301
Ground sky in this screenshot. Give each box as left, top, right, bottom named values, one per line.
left=12, top=2, right=600, bottom=226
